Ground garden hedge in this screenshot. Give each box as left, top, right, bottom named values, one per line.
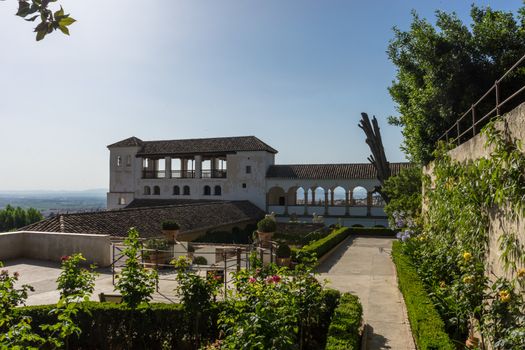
left=300, top=227, right=350, bottom=259
left=325, top=293, right=362, bottom=350
left=391, top=241, right=455, bottom=350
left=347, top=226, right=395, bottom=237
left=15, top=290, right=343, bottom=350
left=15, top=302, right=218, bottom=349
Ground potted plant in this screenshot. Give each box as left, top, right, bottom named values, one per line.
left=276, top=244, right=291, bottom=267
left=257, top=217, right=277, bottom=245
left=193, top=256, right=208, bottom=265
left=143, top=238, right=171, bottom=268
left=161, top=220, right=180, bottom=242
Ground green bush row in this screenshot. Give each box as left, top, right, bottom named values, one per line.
left=16, top=302, right=218, bottom=349
left=325, top=293, right=362, bottom=350
left=347, top=226, right=395, bottom=237
left=16, top=290, right=343, bottom=350
left=299, top=227, right=350, bottom=259
left=391, top=241, right=455, bottom=350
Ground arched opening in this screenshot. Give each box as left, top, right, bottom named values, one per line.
left=268, top=186, right=286, bottom=206
left=352, top=186, right=367, bottom=206
left=296, top=187, right=305, bottom=205
left=153, top=186, right=160, bottom=195
left=183, top=185, right=190, bottom=196
left=173, top=185, right=180, bottom=195
left=313, top=187, right=325, bottom=205
left=307, top=188, right=314, bottom=205
left=144, top=186, right=151, bottom=195
left=372, top=192, right=384, bottom=206
left=214, top=185, right=222, bottom=196
left=287, top=186, right=298, bottom=206
left=203, top=185, right=211, bottom=196
left=332, top=186, right=346, bottom=206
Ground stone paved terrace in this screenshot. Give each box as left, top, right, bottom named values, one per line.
left=317, top=236, right=416, bottom=349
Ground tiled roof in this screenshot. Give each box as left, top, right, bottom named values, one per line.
left=266, top=162, right=413, bottom=179
left=132, top=136, right=277, bottom=156
left=107, top=137, right=144, bottom=148
left=21, top=201, right=264, bottom=239
left=124, top=199, right=217, bottom=209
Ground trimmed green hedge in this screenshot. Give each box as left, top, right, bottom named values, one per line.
left=15, top=302, right=218, bottom=349
left=347, top=227, right=395, bottom=237
left=325, top=293, right=362, bottom=350
left=391, top=241, right=455, bottom=350
left=16, top=290, right=343, bottom=349
left=300, top=227, right=350, bottom=259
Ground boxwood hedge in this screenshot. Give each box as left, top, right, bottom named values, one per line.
left=325, top=293, right=363, bottom=350
left=391, top=241, right=455, bottom=350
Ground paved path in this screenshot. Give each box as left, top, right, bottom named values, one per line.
left=317, top=236, right=416, bottom=350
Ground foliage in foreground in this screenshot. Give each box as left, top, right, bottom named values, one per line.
left=14, top=1, right=75, bottom=41
left=388, top=4, right=525, bottom=163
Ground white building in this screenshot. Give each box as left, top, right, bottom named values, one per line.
left=107, top=136, right=410, bottom=226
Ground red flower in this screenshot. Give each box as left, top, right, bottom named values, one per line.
left=272, top=275, right=281, bottom=283
left=249, top=277, right=256, bottom=283
left=61, top=255, right=70, bottom=261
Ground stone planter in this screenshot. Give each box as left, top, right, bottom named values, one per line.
left=276, top=257, right=291, bottom=267
left=257, top=231, right=274, bottom=244
left=162, top=229, right=179, bottom=243
left=145, top=251, right=171, bottom=268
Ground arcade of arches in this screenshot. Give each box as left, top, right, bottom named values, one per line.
left=266, top=185, right=385, bottom=217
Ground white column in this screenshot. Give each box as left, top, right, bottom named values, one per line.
left=195, top=155, right=202, bottom=179
left=165, top=157, right=172, bottom=178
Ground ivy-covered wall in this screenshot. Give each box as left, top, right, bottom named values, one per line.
left=424, top=102, right=525, bottom=280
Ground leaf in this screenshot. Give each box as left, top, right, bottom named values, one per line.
left=59, top=16, right=76, bottom=27
left=36, top=30, right=47, bottom=41
left=16, top=1, right=31, bottom=17
left=25, top=15, right=39, bottom=22
left=54, top=6, right=64, bottom=19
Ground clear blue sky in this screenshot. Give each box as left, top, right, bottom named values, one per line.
left=0, top=0, right=521, bottom=190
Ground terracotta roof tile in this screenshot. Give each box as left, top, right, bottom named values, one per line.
left=133, top=136, right=277, bottom=156
left=266, top=162, right=413, bottom=179
left=21, top=201, right=264, bottom=239
left=107, top=137, right=144, bottom=148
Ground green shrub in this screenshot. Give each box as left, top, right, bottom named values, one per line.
left=193, top=256, right=208, bottom=265
left=347, top=227, right=395, bottom=237
left=300, top=227, right=350, bottom=260
left=16, top=302, right=218, bottom=349
left=161, top=220, right=180, bottom=230
left=276, top=244, right=291, bottom=258
left=257, top=217, right=277, bottom=232
left=143, top=238, right=170, bottom=250
left=325, top=293, right=363, bottom=350
left=391, top=241, right=455, bottom=350
left=194, top=224, right=256, bottom=244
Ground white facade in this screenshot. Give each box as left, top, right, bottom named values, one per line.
left=107, top=140, right=275, bottom=210
left=107, top=136, right=394, bottom=227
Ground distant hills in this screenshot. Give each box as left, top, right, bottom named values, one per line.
left=0, top=189, right=107, bottom=217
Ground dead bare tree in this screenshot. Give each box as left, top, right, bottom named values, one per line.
left=358, top=112, right=391, bottom=203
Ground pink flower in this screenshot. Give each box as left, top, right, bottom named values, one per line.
left=61, top=255, right=70, bottom=261
left=249, top=277, right=256, bottom=283
left=272, top=275, right=281, bottom=283
left=13, top=272, right=19, bottom=278
left=213, top=275, right=222, bottom=281
left=1, top=269, right=8, bottom=276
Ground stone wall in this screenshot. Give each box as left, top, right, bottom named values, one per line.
left=425, top=102, right=525, bottom=279
left=0, top=231, right=112, bottom=267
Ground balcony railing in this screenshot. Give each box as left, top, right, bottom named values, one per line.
left=171, top=170, right=195, bottom=178
left=201, top=170, right=227, bottom=178
left=142, top=170, right=166, bottom=179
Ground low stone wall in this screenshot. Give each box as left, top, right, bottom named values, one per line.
left=0, top=231, right=112, bottom=267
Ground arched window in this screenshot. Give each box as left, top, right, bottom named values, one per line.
left=173, top=186, right=180, bottom=195
left=214, top=185, right=222, bottom=196
left=144, top=186, right=151, bottom=195
left=153, top=186, right=160, bottom=195
left=352, top=186, right=367, bottom=206
left=203, top=185, right=211, bottom=196
left=183, top=185, right=190, bottom=195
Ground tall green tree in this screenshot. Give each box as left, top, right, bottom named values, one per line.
left=0, top=205, right=43, bottom=232
left=388, top=5, right=525, bottom=164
